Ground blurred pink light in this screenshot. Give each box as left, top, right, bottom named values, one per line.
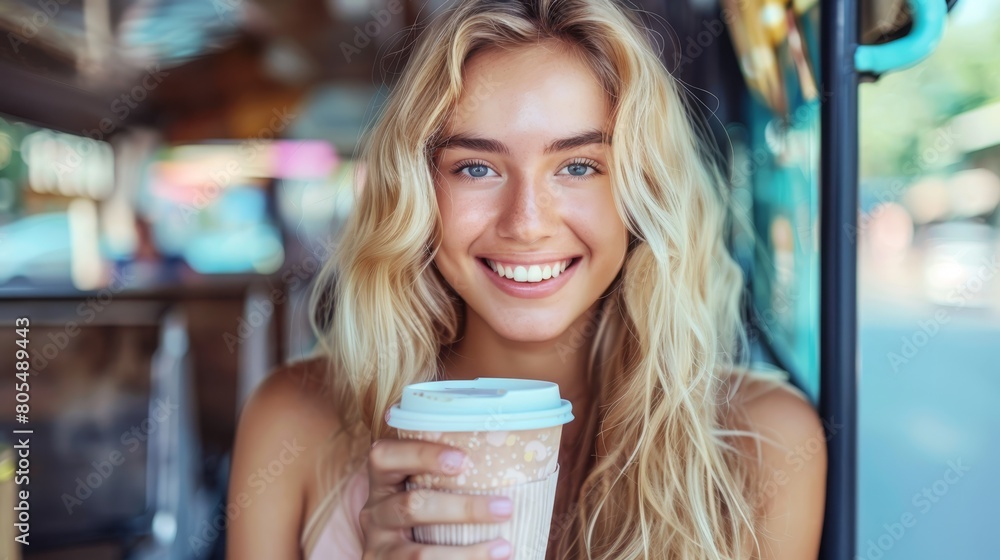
left=273, top=140, right=338, bottom=179
left=869, top=202, right=914, bottom=257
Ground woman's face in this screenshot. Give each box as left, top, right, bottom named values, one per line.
left=433, top=42, right=629, bottom=342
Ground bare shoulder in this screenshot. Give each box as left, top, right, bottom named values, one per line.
left=726, top=372, right=825, bottom=451
left=226, top=357, right=344, bottom=559
left=236, top=357, right=344, bottom=464
left=248, top=357, right=342, bottom=428
left=723, top=371, right=827, bottom=559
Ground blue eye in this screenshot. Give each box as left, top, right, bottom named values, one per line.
left=452, top=160, right=498, bottom=181
left=467, top=164, right=490, bottom=178
left=559, top=159, right=602, bottom=178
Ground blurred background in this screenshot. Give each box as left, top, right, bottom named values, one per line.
left=0, top=0, right=994, bottom=558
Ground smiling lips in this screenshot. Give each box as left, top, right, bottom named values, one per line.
left=484, top=258, right=573, bottom=283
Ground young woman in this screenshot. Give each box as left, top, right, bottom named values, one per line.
left=227, top=0, right=827, bottom=558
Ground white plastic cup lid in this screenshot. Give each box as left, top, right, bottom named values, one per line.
left=386, top=377, right=574, bottom=432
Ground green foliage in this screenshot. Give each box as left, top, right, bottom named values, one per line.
left=860, top=2, right=1000, bottom=179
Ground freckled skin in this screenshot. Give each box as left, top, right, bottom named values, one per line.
left=433, top=42, right=629, bottom=344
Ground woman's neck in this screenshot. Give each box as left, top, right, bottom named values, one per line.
left=438, top=301, right=601, bottom=406
left=439, top=301, right=602, bottom=481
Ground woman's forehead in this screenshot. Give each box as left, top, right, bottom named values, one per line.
left=449, top=48, right=609, bottom=134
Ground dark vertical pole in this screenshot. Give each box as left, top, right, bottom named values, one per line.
left=819, top=0, right=858, bottom=557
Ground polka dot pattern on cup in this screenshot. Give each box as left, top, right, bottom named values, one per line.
left=397, top=426, right=562, bottom=490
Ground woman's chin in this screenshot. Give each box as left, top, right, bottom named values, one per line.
left=491, top=320, right=569, bottom=344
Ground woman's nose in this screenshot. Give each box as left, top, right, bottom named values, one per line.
left=495, top=174, right=560, bottom=244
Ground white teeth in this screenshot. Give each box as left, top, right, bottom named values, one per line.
left=554, top=260, right=566, bottom=277
left=527, top=265, right=542, bottom=282
left=485, top=258, right=575, bottom=283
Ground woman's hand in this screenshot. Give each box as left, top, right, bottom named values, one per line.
left=361, top=439, right=514, bottom=559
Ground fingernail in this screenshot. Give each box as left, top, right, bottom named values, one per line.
left=440, top=450, right=465, bottom=472
left=489, top=497, right=513, bottom=516
left=490, top=540, right=512, bottom=559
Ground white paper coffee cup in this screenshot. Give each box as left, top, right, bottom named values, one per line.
left=387, top=378, right=574, bottom=558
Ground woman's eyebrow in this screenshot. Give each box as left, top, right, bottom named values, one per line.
left=433, top=128, right=611, bottom=156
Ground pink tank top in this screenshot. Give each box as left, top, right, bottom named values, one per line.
left=305, top=470, right=369, bottom=560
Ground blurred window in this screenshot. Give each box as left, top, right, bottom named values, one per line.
left=856, top=2, right=1000, bottom=558
left=725, top=1, right=821, bottom=400
left=0, top=116, right=112, bottom=291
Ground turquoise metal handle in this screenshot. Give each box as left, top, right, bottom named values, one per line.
left=855, top=0, right=947, bottom=74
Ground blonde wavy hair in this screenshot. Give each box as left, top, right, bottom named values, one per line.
left=309, top=0, right=779, bottom=558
